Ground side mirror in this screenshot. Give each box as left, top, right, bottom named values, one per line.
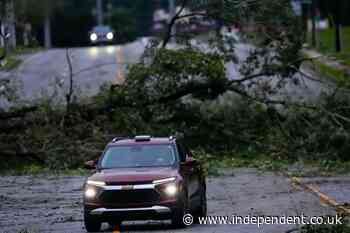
left=84, top=160, right=97, bottom=170
left=181, top=157, right=197, bottom=166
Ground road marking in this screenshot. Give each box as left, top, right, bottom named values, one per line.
left=115, top=46, right=125, bottom=85
left=291, top=177, right=350, bottom=216
left=113, top=225, right=120, bottom=233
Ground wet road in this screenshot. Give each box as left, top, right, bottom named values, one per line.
left=0, top=169, right=335, bottom=233
left=0, top=40, right=146, bottom=103
left=0, top=37, right=331, bottom=106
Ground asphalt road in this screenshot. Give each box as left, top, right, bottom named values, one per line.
left=0, top=37, right=331, bottom=106
left=0, top=40, right=146, bottom=104
left=225, top=42, right=330, bottom=102
left=0, top=169, right=335, bottom=233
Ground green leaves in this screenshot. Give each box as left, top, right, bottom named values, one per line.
left=123, top=48, right=227, bottom=104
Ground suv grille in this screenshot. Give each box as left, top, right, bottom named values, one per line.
left=99, top=189, right=160, bottom=205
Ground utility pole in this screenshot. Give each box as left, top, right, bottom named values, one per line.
left=168, top=0, right=176, bottom=43
left=334, top=0, right=342, bottom=52
left=301, top=1, right=310, bottom=43
left=44, top=10, right=52, bottom=49
left=311, top=0, right=317, bottom=47
left=96, top=0, right=104, bottom=26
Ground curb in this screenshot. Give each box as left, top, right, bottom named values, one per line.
left=290, top=177, right=350, bottom=216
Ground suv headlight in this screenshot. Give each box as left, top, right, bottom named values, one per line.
left=85, top=188, right=97, bottom=199
left=153, top=177, right=178, bottom=196
left=164, top=183, right=177, bottom=196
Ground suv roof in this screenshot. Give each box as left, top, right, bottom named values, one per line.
left=108, top=136, right=176, bottom=146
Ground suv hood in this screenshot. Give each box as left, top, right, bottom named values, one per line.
left=89, top=167, right=178, bottom=185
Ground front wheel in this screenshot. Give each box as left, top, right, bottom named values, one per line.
left=171, top=191, right=189, bottom=228
left=193, top=189, right=207, bottom=223
left=84, top=209, right=101, bottom=232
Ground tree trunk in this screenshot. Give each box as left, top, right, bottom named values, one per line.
left=0, top=23, right=5, bottom=48
left=5, top=0, right=16, bottom=50
left=301, top=3, right=309, bottom=43
left=23, top=23, right=32, bottom=46
left=311, top=0, right=317, bottom=47
left=334, top=1, right=342, bottom=52
left=44, top=5, right=52, bottom=49
left=96, top=0, right=103, bottom=25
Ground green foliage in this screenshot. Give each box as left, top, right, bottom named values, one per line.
left=316, top=27, right=350, bottom=55
left=192, top=149, right=290, bottom=176
left=312, top=60, right=350, bottom=87
left=109, top=7, right=138, bottom=43
left=0, top=57, right=22, bottom=71
left=13, top=46, right=44, bottom=55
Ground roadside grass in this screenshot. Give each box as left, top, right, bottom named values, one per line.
left=13, top=46, right=44, bottom=55
left=0, top=47, right=22, bottom=71
left=305, top=27, right=350, bottom=85
left=310, top=27, right=350, bottom=66
left=193, top=150, right=350, bottom=177
left=310, top=59, right=350, bottom=87
left=0, top=46, right=44, bottom=71
left=0, top=56, right=22, bottom=71
left=2, top=151, right=350, bottom=177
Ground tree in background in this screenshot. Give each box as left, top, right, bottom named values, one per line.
left=108, top=0, right=305, bottom=126
left=0, top=0, right=16, bottom=50
left=109, top=7, right=138, bottom=43
left=14, top=0, right=65, bottom=48
left=51, top=0, right=95, bottom=47
left=318, top=0, right=349, bottom=52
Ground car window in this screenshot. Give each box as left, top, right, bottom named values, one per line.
left=101, top=144, right=176, bottom=168
left=93, top=26, right=112, bottom=32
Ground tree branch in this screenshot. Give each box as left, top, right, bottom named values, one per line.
left=65, top=48, right=74, bottom=114
left=228, top=72, right=273, bottom=84
left=162, top=0, right=189, bottom=48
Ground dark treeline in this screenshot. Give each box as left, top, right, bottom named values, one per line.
left=45, top=0, right=158, bottom=47
left=318, top=0, right=350, bottom=26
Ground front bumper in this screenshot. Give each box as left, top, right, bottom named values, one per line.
left=84, top=180, right=183, bottom=221
left=87, top=205, right=173, bottom=220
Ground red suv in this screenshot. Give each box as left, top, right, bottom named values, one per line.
left=83, top=136, right=207, bottom=232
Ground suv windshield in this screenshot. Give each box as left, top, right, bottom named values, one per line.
left=100, top=144, right=176, bottom=168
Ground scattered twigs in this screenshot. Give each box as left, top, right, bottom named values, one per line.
left=65, top=48, right=74, bottom=114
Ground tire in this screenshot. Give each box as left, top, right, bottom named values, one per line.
left=84, top=209, right=101, bottom=232
left=193, top=189, right=207, bottom=223
left=171, top=191, right=189, bottom=228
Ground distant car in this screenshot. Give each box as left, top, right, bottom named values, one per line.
left=83, top=135, right=207, bottom=232
left=89, top=25, right=115, bottom=44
